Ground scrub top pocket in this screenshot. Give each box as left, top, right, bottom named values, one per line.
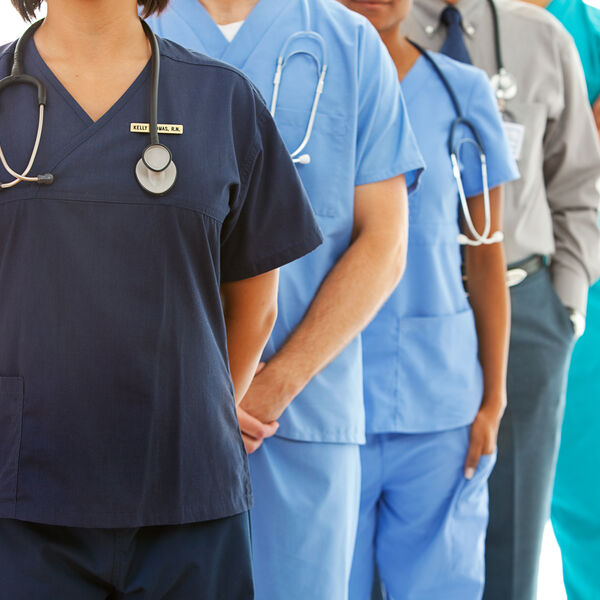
left=394, top=309, right=483, bottom=431
left=0, top=376, right=23, bottom=511
left=272, top=107, right=349, bottom=218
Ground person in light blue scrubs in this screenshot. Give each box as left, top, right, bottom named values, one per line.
left=339, top=0, right=519, bottom=598
left=147, top=1, right=424, bottom=599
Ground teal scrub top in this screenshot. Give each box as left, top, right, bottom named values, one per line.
left=548, top=3, right=600, bottom=598
left=363, top=53, right=518, bottom=434
left=148, top=0, right=425, bottom=444
left=547, top=0, right=600, bottom=103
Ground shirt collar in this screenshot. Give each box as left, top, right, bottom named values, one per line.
left=411, top=0, right=491, bottom=38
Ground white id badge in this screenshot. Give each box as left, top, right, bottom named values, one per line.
left=502, top=121, right=525, bottom=160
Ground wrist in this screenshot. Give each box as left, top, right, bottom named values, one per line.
left=480, top=392, right=507, bottom=420
left=264, top=353, right=307, bottom=401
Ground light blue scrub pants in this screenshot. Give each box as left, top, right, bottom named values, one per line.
left=351, top=427, right=496, bottom=600
left=249, top=435, right=361, bottom=600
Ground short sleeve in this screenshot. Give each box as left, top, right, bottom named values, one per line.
left=355, top=22, right=425, bottom=191
left=457, top=69, right=520, bottom=198
left=221, top=107, right=323, bottom=283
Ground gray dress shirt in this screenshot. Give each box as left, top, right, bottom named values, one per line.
left=405, top=0, right=600, bottom=315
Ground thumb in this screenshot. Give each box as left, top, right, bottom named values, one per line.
left=255, top=361, right=267, bottom=375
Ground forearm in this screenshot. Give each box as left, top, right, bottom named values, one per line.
left=465, top=242, right=510, bottom=413
left=269, top=225, right=406, bottom=397
left=221, top=270, right=279, bottom=404
left=225, top=312, right=276, bottom=404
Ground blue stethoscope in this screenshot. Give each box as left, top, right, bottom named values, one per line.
left=410, top=40, right=503, bottom=247
left=0, top=19, right=176, bottom=196
left=270, top=0, right=327, bottom=165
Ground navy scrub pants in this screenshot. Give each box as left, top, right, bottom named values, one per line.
left=483, top=266, right=574, bottom=600
left=0, top=512, right=254, bottom=599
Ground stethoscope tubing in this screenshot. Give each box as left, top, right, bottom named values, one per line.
left=0, top=18, right=174, bottom=195
left=408, top=40, right=503, bottom=247
left=270, top=0, right=328, bottom=165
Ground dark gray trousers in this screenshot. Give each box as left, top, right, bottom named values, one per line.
left=483, top=267, right=574, bottom=600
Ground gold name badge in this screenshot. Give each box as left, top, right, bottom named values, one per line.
left=130, top=123, right=183, bottom=134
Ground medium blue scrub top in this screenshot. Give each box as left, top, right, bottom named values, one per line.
left=148, top=0, right=425, bottom=444
left=363, top=53, right=519, bottom=434
left=0, top=38, right=322, bottom=528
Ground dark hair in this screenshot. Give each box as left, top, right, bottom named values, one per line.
left=11, top=1, right=170, bottom=21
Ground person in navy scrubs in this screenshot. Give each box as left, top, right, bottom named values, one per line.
left=0, top=0, right=322, bottom=597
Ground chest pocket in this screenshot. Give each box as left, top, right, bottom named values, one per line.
left=502, top=100, right=547, bottom=164
left=272, top=107, right=350, bottom=218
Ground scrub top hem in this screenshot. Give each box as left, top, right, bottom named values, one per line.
left=365, top=413, right=479, bottom=436
left=7, top=494, right=253, bottom=529
left=274, top=428, right=366, bottom=445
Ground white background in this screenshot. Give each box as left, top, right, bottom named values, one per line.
left=0, top=3, right=569, bottom=599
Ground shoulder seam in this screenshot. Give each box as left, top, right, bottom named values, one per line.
left=160, top=52, right=249, bottom=80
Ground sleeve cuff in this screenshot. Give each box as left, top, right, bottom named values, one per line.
left=550, top=263, right=590, bottom=316
left=221, top=227, right=323, bottom=283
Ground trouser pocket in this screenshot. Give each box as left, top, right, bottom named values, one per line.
left=0, top=376, right=24, bottom=510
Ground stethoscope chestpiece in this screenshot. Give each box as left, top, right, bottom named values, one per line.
left=135, top=143, right=177, bottom=196
left=142, top=143, right=172, bottom=172
left=490, top=68, right=518, bottom=102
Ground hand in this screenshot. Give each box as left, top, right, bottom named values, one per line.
left=464, top=401, right=505, bottom=479
left=240, top=361, right=296, bottom=425
left=237, top=406, right=279, bottom=454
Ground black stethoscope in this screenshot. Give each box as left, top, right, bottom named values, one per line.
left=409, top=40, right=503, bottom=247
left=486, top=0, right=518, bottom=105
left=0, top=19, right=176, bottom=196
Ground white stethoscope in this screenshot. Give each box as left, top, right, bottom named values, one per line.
left=270, top=0, right=327, bottom=165
left=410, top=40, right=503, bottom=247
left=0, top=19, right=177, bottom=196
left=487, top=0, right=518, bottom=104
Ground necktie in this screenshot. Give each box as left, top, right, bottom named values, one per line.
left=440, top=5, right=472, bottom=64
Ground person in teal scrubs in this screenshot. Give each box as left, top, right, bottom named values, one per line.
left=543, top=2, right=600, bottom=598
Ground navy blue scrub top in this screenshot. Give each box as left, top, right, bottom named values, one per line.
left=0, top=37, right=322, bottom=528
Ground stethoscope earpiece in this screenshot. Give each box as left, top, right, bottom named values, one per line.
left=0, top=20, right=55, bottom=190
left=293, top=154, right=311, bottom=165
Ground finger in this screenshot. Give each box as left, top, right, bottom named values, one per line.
left=237, top=407, right=267, bottom=440
left=261, top=420, right=279, bottom=438
left=464, top=440, right=483, bottom=480
left=237, top=407, right=279, bottom=440
left=242, top=433, right=263, bottom=454
left=255, top=362, right=267, bottom=375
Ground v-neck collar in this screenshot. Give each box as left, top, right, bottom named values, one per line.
left=29, top=35, right=151, bottom=129
left=171, top=0, right=295, bottom=68
left=400, top=54, right=426, bottom=105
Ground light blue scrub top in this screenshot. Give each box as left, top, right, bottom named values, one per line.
left=148, top=0, right=424, bottom=444
left=363, top=53, right=519, bottom=434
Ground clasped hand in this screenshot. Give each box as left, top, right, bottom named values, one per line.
left=237, top=362, right=294, bottom=454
